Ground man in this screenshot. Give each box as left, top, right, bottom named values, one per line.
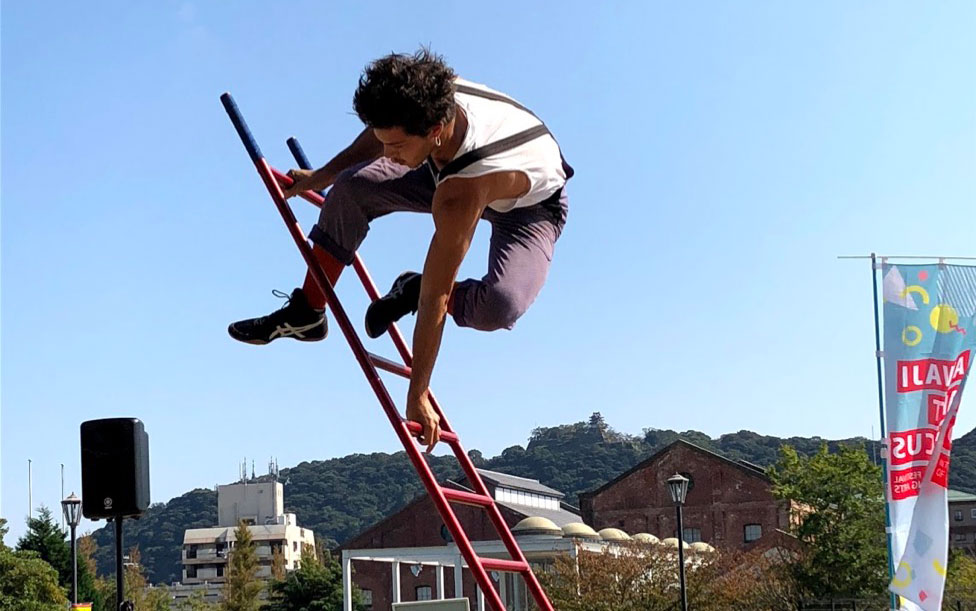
left=229, top=49, right=572, bottom=451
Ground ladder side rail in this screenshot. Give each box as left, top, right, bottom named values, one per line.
left=221, top=96, right=442, bottom=482
left=344, top=254, right=462, bottom=437
left=221, top=95, right=396, bottom=425
left=441, top=440, right=556, bottom=610
left=456, top=455, right=553, bottom=610
left=283, top=138, right=461, bottom=439
left=220, top=97, right=507, bottom=610
left=439, top=438, right=554, bottom=610
left=222, top=98, right=450, bottom=467
left=266, top=160, right=463, bottom=441
left=285, top=135, right=554, bottom=611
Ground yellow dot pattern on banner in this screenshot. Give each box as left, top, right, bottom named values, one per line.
left=930, top=304, right=959, bottom=333
left=902, top=326, right=922, bottom=346
left=901, top=285, right=930, bottom=304
left=933, top=559, right=946, bottom=577
left=891, top=561, right=912, bottom=587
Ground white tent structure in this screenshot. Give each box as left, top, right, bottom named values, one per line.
left=342, top=531, right=610, bottom=611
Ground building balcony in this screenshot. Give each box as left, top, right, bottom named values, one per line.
left=183, top=555, right=228, bottom=565
left=183, top=575, right=227, bottom=586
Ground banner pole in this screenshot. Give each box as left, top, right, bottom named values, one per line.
left=871, top=252, right=899, bottom=610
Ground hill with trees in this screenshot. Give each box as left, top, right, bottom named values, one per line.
left=86, top=415, right=976, bottom=585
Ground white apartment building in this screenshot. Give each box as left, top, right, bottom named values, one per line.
left=180, top=480, right=316, bottom=585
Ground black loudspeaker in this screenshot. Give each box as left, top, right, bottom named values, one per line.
left=80, top=418, right=150, bottom=519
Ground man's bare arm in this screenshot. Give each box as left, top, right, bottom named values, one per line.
left=406, top=171, right=530, bottom=451
left=408, top=180, right=488, bottom=396
left=284, top=128, right=382, bottom=197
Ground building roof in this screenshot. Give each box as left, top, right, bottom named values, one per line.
left=339, top=471, right=579, bottom=550
left=183, top=523, right=301, bottom=544
left=184, top=527, right=233, bottom=544
left=475, top=469, right=565, bottom=499
left=493, top=499, right=581, bottom=527
left=579, top=439, right=770, bottom=500
left=949, top=489, right=976, bottom=503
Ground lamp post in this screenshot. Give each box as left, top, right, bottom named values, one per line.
left=61, top=492, right=82, bottom=605
left=666, top=474, right=689, bottom=611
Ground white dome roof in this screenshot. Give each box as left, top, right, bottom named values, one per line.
left=632, top=533, right=660, bottom=544
left=597, top=528, right=632, bottom=542
left=512, top=516, right=562, bottom=536
left=661, top=537, right=691, bottom=549
left=690, top=542, right=715, bottom=553
left=561, top=522, right=600, bottom=539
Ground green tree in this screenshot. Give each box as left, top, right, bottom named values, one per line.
left=267, top=543, right=364, bottom=611
left=177, top=589, right=220, bottom=610
left=78, top=533, right=112, bottom=605
left=769, top=443, right=888, bottom=600
left=945, top=548, right=976, bottom=601
left=536, top=541, right=793, bottom=610
left=75, top=533, right=107, bottom=611
left=16, top=507, right=70, bottom=582
left=93, top=578, right=117, bottom=611
left=221, top=522, right=263, bottom=611
left=0, top=517, right=68, bottom=610
left=270, top=546, right=286, bottom=582
left=125, top=547, right=170, bottom=611
left=16, top=506, right=104, bottom=609
left=101, top=546, right=169, bottom=611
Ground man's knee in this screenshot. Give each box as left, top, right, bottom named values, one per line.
left=326, top=169, right=376, bottom=208
left=461, top=284, right=527, bottom=332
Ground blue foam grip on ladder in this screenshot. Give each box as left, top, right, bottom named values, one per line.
left=286, top=137, right=328, bottom=199
left=286, top=137, right=311, bottom=171
left=220, top=93, right=264, bottom=165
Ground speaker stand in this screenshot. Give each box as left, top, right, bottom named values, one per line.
left=114, top=517, right=133, bottom=611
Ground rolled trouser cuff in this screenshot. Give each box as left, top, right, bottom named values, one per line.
left=308, top=225, right=356, bottom=266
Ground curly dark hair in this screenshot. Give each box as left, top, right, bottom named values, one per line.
left=353, top=48, right=457, bottom=136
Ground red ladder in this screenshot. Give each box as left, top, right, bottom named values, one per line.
left=221, top=93, right=555, bottom=611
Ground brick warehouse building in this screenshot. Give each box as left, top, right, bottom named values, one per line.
left=341, top=443, right=799, bottom=609
left=579, top=439, right=796, bottom=549
left=950, top=489, right=976, bottom=555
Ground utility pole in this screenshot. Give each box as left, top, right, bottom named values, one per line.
left=28, top=459, right=33, bottom=521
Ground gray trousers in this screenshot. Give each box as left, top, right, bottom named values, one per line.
left=308, top=157, right=568, bottom=331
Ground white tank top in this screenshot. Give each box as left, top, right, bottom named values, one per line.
left=436, top=78, right=568, bottom=213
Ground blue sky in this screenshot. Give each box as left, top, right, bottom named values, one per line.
left=2, top=2, right=974, bottom=544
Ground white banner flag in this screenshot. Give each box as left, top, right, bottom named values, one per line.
left=881, top=263, right=976, bottom=610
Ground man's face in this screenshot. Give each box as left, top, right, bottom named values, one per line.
left=373, top=126, right=437, bottom=169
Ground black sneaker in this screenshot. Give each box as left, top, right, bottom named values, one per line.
left=228, top=288, right=326, bottom=345
left=365, top=271, right=422, bottom=338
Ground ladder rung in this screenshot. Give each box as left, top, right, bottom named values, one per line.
left=443, top=489, right=494, bottom=507
left=403, top=421, right=459, bottom=444
left=367, top=352, right=411, bottom=378
left=479, top=558, right=529, bottom=573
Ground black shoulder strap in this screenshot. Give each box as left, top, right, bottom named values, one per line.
left=438, top=124, right=550, bottom=180
left=454, top=84, right=535, bottom=115
left=436, top=83, right=575, bottom=181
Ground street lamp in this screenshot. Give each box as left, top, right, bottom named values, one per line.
left=666, top=474, right=689, bottom=611
left=61, top=492, right=82, bottom=605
